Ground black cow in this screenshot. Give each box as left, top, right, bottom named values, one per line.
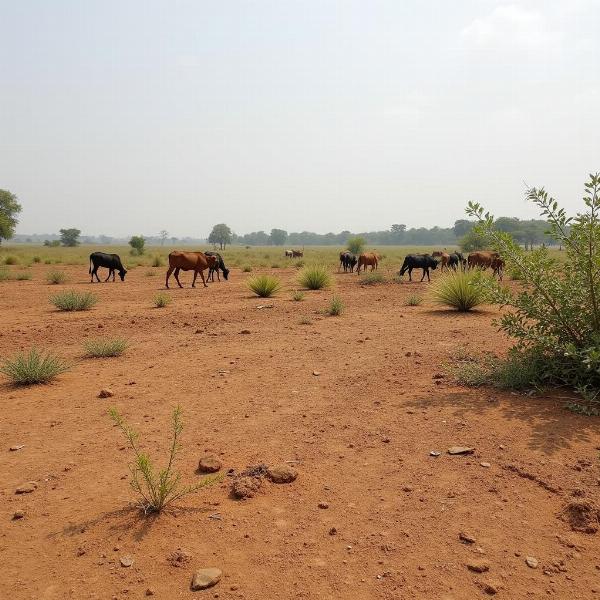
left=339, top=252, right=357, bottom=273
left=89, top=252, right=127, bottom=282
left=205, top=251, right=230, bottom=282
left=399, top=254, right=438, bottom=282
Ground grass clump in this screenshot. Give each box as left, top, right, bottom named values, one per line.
left=294, top=259, right=305, bottom=268
left=153, top=292, right=172, bottom=308
left=242, top=265, right=252, bottom=273
left=51, top=290, right=98, bottom=311
left=271, top=263, right=281, bottom=269
left=4, top=255, right=19, bottom=265
left=298, top=265, right=331, bottom=290
left=299, top=316, right=313, bottom=325
left=292, top=290, right=305, bottom=301
left=84, top=337, right=128, bottom=358
left=151, top=255, right=164, bottom=267
left=326, top=295, right=344, bottom=316
left=405, top=294, right=423, bottom=306
left=46, top=271, right=67, bottom=285
left=0, top=269, right=10, bottom=281
left=431, top=271, right=486, bottom=311
left=247, top=274, right=281, bottom=297
left=0, top=348, right=70, bottom=385
left=109, top=406, right=220, bottom=514
left=33, top=256, right=41, bottom=263
left=360, top=272, right=385, bottom=285
left=14, top=272, right=32, bottom=281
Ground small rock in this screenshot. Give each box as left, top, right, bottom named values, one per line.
left=477, top=581, right=499, bottom=595
left=402, top=486, right=413, bottom=492
left=430, top=451, right=441, bottom=457
left=467, top=561, right=489, bottom=573
left=459, top=531, right=476, bottom=544
left=120, top=556, right=134, bottom=568
left=12, top=510, right=25, bottom=520
left=318, top=502, right=329, bottom=509
left=525, top=556, right=539, bottom=569
left=198, top=456, right=222, bottom=474
left=266, top=464, right=298, bottom=484
left=15, top=482, right=37, bottom=494
left=145, top=589, right=155, bottom=596
left=9, top=445, right=24, bottom=451
left=480, top=462, right=491, bottom=468
left=329, top=527, right=337, bottom=535
left=448, top=446, right=474, bottom=455
left=168, top=548, right=193, bottom=567
left=191, top=568, right=222, bottom=591
left=312, top=371, right=321, bottom=376
left=382, top=437, right=391, bottom=443
left=232, top=476, right=261, bottom=499
left=98, top=388, right=114, bottom=398
left=239, top=329, right=251, bottom=335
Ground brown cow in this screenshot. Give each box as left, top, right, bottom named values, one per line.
left=291, top=249, right=304, bottom=258
left=490, top=256, right=505, bottom=280
left=165, top=251, right=218, bottom=289
left=467, top=251, right=503, bottom=279
left=432, top=251, right=451, bottom=272
left=356, top=252, right=378, bottom=273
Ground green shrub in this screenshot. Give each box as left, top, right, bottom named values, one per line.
left=467, top=173, right=600, bottom=404
left=151, top=255, right=164, bottom=267
left=247, top=274, right=281, bottom=297
left=0, top=269, right=10, bottom=282
left=1, top=348, right=70, bottom=385
left=294, top=259, right=305, bottom=269
left=153, top=292, right=172, bottom=308
left=109, top=406, right=220, bottom=513
left=431, top=270, right=487, bottom=311
left=51, top=290, right=98, bottom=311
left=298, top=265, right=331, bottom=290
left=292, top=291, right=305, bottom=301
left=4, top=255, right=19, bottom=265
left=326, top=295, right=344, bottom=316
left=14, top=272, right=32, bottom=281
left=46, top=271, right=67, bottom=285
left=242, top=265, right=252, bottom=272
left=129, top=235, right=145, bottom=255
left=405, top=294, right=423, bottom=306
left=84, top=338, right=128, bottom=358
left=347, top=236, right=366, bottom=255
left=44, top=259, right=52, bottom=265
left=360, top=272, right=385, bottom=285
left=33, top=256, right=41, bottom=263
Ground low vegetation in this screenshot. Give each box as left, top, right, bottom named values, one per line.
left=405, top=294, right=423, bottom=306
left=347, top=236, right=366, bottom=255
left=153, top=292, right=172, bottom=308
left=326, top=295, right=344, bottom=316
left=46, top=271, right=67, bottom=284
left=14, top=271, right=31, bottom=280
left=431, top=270, right=487, bottom=311
left=242, top=265, right=252, bottom=272
left=151, top=255, right=164, bottom=267
left=247, top=274, right=281, bottom=297
left=84, top=337, right=129, bottom=358
left=51, top=290, right=98, bottom=311
left=0, top=348, right=70, bottom=385
left=109, top=406, right=220, bottom=513
left=359, top=271, right=385, bottom=285
left=292, top=290, right=305, bottom=301
left=4, top=255, right=19, bottom=265
left=298, top=265, right=331, bottom=290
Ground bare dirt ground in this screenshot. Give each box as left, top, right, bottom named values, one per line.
left=2, top=264, right=600, bottom=600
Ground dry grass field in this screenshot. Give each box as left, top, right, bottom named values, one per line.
left=1, top=247, right=599, bottom=600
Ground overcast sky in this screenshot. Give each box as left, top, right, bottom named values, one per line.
left=1, top=0, right=599, bottom=237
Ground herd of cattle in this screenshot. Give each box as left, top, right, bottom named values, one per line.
left=87, top=248, right=504, bottom=288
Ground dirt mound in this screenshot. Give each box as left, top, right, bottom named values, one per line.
left=559, top=500, right=600, bottom=533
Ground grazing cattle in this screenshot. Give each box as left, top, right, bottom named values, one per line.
left=292, top=249, right=304, bottom=258
left=399, top=254, right=438, bottom=282
left=165, top=251, right=218, bottom=289
left=89, top=252, right=127, bottom=283
left=356, top=253, right=378, bottom=273
left=447, top=252, right=466, bottom=271
left=339, top=252, right=357, bottom=273
left=285, top=250, right=294, bottom=258
left=205, top=251, right=230, bottom=282
left=467, top=251, right=503, bottom=280
left=433, top=251, right=451, bottom=272
left=491, top=256, right=505, bottom=280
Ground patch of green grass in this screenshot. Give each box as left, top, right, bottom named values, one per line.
left=405, top=294, right=423, bottom=306
left=153, top=292, right=172, bottom=308
left=46, top=271, right=67, bottom=285
left=33, top=256, right=41, bottom=263
left=431, top=271, right=487, bottom=312
left=84, top=338, right=129, bottom=358
left=359, top=272, right=385, bottom=285
left=51, top=290, right=98, bottom=311
left=0, top=269, right=10, bottom=282
left=4, top=255, right=19, bottom=265
left=326, top=295, right=344, bottom=316
left=298, top=265, right=331, bottom=290
left=0, top=348, right=70, bottom=385
left=247, top=274, right=281, bottom=297
left=242, top=265, right=252, bottom=272
left=294, top=259, right=305, bottom=269
left=14, top=272, right=32, bottom=281
left=292, top=291, right=305, bottom=301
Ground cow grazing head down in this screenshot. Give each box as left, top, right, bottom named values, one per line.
left=119, top=268, right=127, bottom=281
left=221, top=266, right=230, bottom=280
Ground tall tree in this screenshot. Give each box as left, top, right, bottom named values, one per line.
left=208, top=223, right=233, bottom=249
left=0, top=189, right=22, bottom=244
left=159, top=230, right=169, bottom=246
left=59, top=228, right=81, bottom=247
left=269, top=228, right=287, bottom=246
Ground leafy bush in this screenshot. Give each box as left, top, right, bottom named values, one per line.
left=46, top=271, right=67, bottom=285
left=247, top=274, right=281, bottom=297
left=14, top=272, right=32, bottom=281
left=466, top=173, right=600, bottom=404
left=51, top=290, right=98, bottom=311
left=460, top=229, right=489, bottom=252
left=1, top=348, right=70, bottom=385
left=347, top=236, right=366, bottom=255
left=153, top=292, right=172, bottom=308
left=405, top=294, right=423, bottom=306
left=4, top=255, right=19, bottom=265
left=33, top=256, right=41, bottom=263
left=360, top=272, right=385, bottom=285
left=298, top=265, right=331, bottom=290
left=432, top=270, right=487, bottom=311
left=326, top=295, right=344, bottom=316
left=84, top=338, right=128, bottom=358
left=292, top=291, right=305, bottom=301
left=129, top=235, right=146, bottom=256
left=242, top=265, right=252, bottom=272
left=109, top=406, right=220, bottom=514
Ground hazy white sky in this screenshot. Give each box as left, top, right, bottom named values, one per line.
left=1, top=0, right=599, bottom=237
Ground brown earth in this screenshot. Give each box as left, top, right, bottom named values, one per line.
left=1, top=264, right=600, bottom=600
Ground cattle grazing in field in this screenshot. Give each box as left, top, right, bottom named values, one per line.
left=356, top=253, right=378, bottom=273
left=432, top=251, right=451, bottom=272
left=339, top=251, right=357, bottom=273
left=205, top=251, right=230, bottom=282
left=447, top=252, right=467, bottom=271
left=467, top=251, right=503, bottom=279
left=89, top=252, right=127, bottom=283
left=285, top=250, right=294, bottom=258
left=165, top=251, right=218, bottom=289
left=399, top=254, right=438, bottom=282
left=291, top=249, right=304, bottom=258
